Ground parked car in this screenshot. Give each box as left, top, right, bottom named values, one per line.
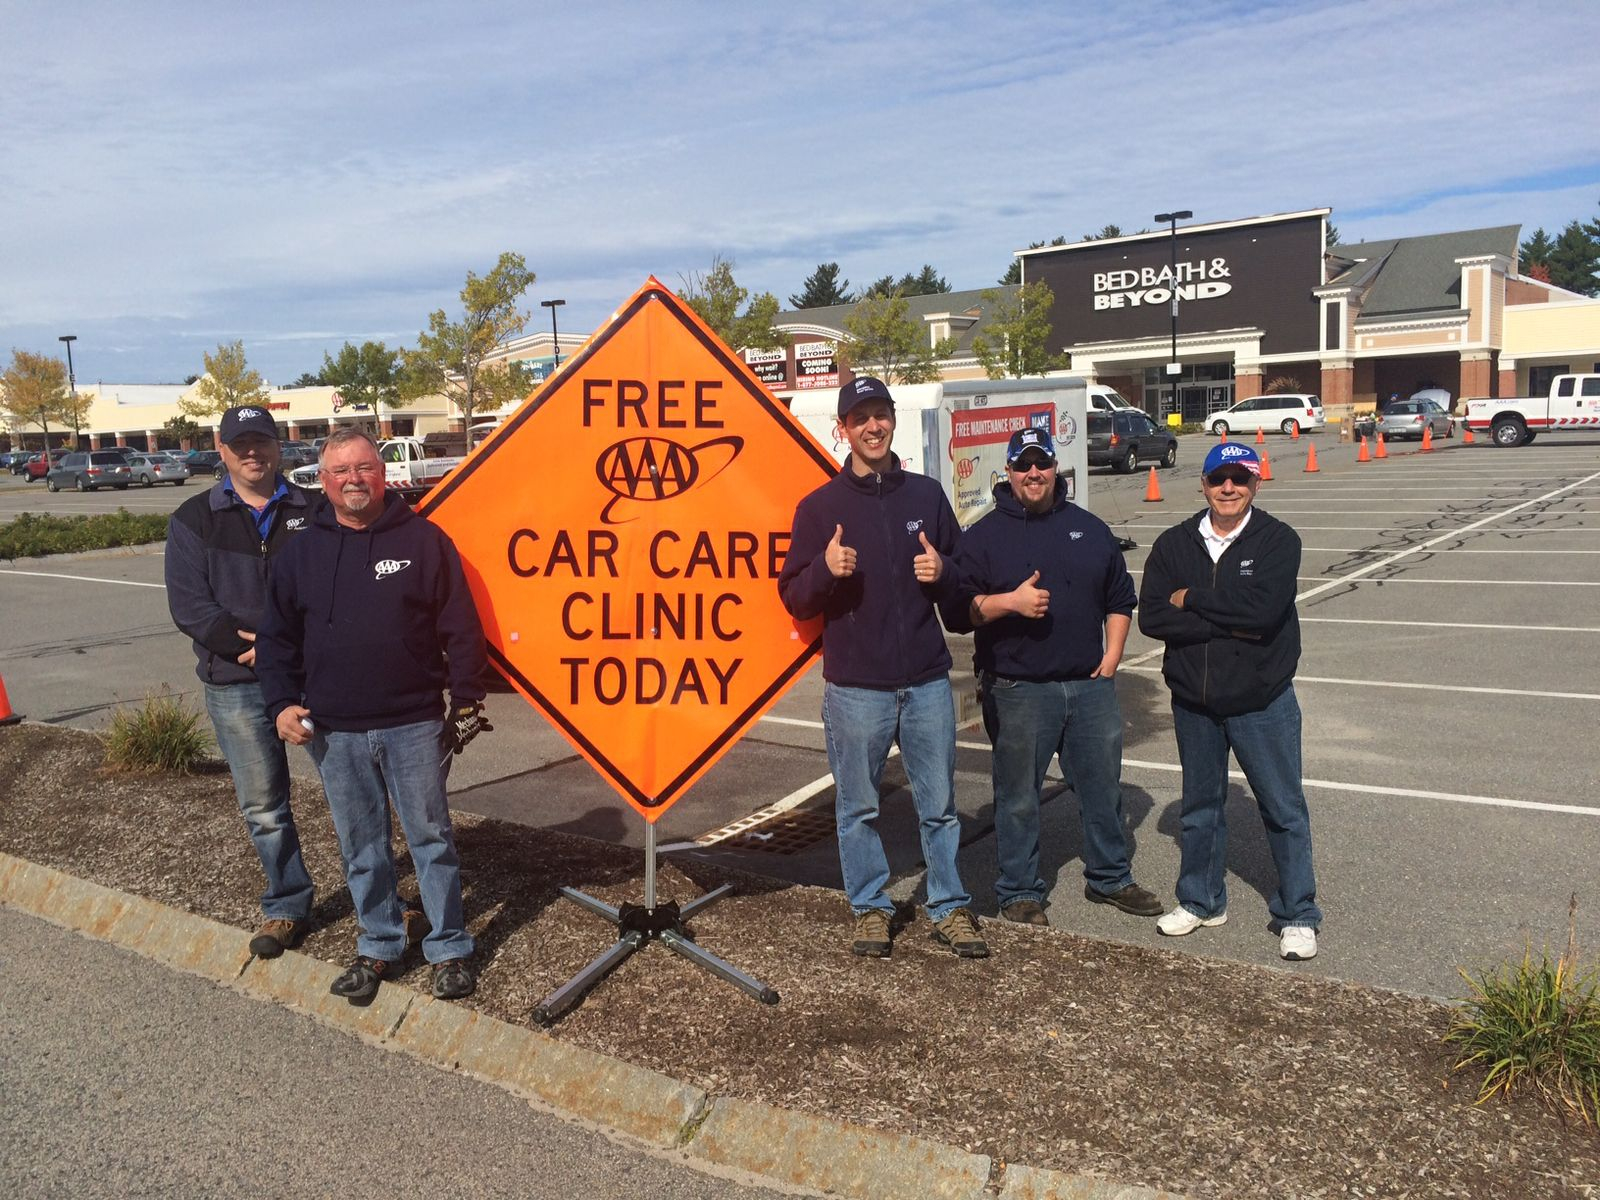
left=46, top=450, right=133, bottom=492
left=24, top=449, right=70, bottom=481
left=183, top=449, right=222, bottom=471
left=1208, top=393, right=1324, bottom=437
left=1087, top=410, right=1178, bottom=473
left=7, top=452, right=38, bottom=475
left=280, top=440, right=317, bottom=468
left=1378, top=399, right=1453, bottom=441
left=125, top=452, right=192, bottom=487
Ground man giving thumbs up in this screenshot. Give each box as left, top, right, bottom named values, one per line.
left=940, top=427, right=1161, bottom=928
left=778, top=376, right=985, bottom=960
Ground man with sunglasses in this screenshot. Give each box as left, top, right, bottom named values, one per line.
left=1138, top=442, right=1322, bottom=960
left=943, top=427, right=1159, bottom=927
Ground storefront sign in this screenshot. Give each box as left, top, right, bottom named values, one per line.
left=419, top=279, right=835, bottom=821
left=743, top=346, right=787, bottom=389
left=1092, top=258, right=1233, bottom=309
left=793, top=340, right=839, bottom=390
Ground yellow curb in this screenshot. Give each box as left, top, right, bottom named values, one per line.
left=692, top=1096, right=990, bottom=1200
left=0, top=851, right=1185, bottom=1200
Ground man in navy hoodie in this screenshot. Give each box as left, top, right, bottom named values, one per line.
left=257, top=428, right=491, bottom=1002
left=943, top=428, right=1161, bottom=927
left=778, top=376, right=986, bottom=960
left=1137, top=441, right=1322, bottom=961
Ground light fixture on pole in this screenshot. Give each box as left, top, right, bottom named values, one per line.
left=1153, top=211, right=1192, bottom=412
left=541, top=299, right=566, bottom=369
left=58, top=335, right=78, bottom=396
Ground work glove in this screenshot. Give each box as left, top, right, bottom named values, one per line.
left=444, top=700, right=493, bottom=756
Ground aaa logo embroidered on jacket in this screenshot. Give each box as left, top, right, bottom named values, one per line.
left=374, top=558, right=412, bottom=580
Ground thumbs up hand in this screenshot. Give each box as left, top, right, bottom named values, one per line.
left=825, top=524, right=857, bottom=578
left=913, top=530, right=943, bottom=585
left=1013, top=569, right=1050, bottom=618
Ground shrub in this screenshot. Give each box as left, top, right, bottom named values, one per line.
left=0, top=509, right=170, bottom=560
left=1446, top=895, right=1600, bottom=1127
left=103, top=690, right=213, bottom=775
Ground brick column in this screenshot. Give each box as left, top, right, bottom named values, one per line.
left=1319, top=363, right=1354, bottom=409
left=88, top=433, right=103, bottom=450
left=144, top=431, right=159, bottom=452
left=379, top=419, right=395, bottom=439
left=1460, top=353, right=1493, bottom=400
left=1233, top=367, right=1263, bottom=402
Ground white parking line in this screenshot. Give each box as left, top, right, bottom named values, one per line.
left=1125, top=570, right=1600, bottom=585
left=1119, top=663, right=1600, bottom=702
left=1303, top=547, right=1600, bottom=554
left=1300, top=616, right=1600, bottom=633
left=0, top=569, right=165, bottom=589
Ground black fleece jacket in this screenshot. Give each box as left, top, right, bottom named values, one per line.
left=257, top=494, right=487, bottom=731
left=1137, top=506, right=1302, bottom=717
left=778, top=454, right=960, bottom=690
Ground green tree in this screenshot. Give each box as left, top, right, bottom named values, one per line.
left=58, top=387, right=94, bottom=447
left=857, top=274, right=898, bottom=300
left=180, top=341, right=268, bottom=419
left=1520, top=228, right=1555, bottom=272
left=290, top=371, right=324, bottom=388
left=971, top=282, right=1066, bottom=379
left=0, top=349, right=70, bottom=451
left=1548, top=219, right=1599, bottom=296
left=163, top=414, right=202, bottom=448
left=322, top=341, right=402, bottom=421
left=838, top=292, right=954, bottom=385
left=789, top=262, right=852, bottom=309
left=399, top=251, right=537, bottom=432
left=1000, top=237, right=1066, bottom=285
left=1082, top=225, right=1125, bottom=241
left=896, top=264, right=950, bottom=296
left=679, top=255, right=788, bottom=350
left=1326, top=223, right=1341, bottom=248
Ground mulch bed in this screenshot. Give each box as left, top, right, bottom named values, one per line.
left=2, top=722, right=1596, bottom=1198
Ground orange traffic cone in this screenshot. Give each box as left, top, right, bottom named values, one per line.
left=1357, top=435, right=1371, bottom=463
left=1304, top=443, right=1320, bottom=472
left=1421, top=425, right=1434, bottom=452
left=1290, top=423, right=1301, bottom=440
left=1375, top=432, right=1388, bottom=459
left=1143, top=466, right=1163, bottom=503
left=0, top=674, right=20, bottom=726
left=1259, top=452, right=1273, bottom=481
left=1218, top=428, right=1228, bottom=442
left=1463, top=425, right=1476, bottom=444
left=1254, top=427, right=1265, bottom=445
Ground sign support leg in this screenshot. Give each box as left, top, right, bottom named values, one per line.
left=532, top=820, right=779, bottom=1026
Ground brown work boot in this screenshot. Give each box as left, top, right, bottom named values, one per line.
left=931, top=907, right=990, bottom=958
left=1084, top=882, right=1164, bottom=917
left=1000, top=899, right=1049, bottom=926
left=248, top=917, right=308, bottom=959
left=851, top=909, right=893, bottom=958
left=402, top=900, right=431, bottom=947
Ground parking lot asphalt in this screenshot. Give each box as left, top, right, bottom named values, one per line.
left=3, top=426, right=1597, bottom=1000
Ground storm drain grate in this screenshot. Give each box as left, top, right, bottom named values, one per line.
left=701, top=807, right=837, bottom=855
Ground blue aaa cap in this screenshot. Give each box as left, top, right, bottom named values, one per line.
left=1202, top=441, right=1262, bottom=476
left=838, top=375, right=893, bottom=420
left=1006, top=427, right=1057, bottom=465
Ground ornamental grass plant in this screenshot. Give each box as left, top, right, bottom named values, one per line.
left=1447, top=894, right=1600, bottom=1129
left=102, top=690, right=213, bottom=775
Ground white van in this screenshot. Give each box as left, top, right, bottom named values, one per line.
left=1208, top=393, right=1324, bottom=437
left=1087, top=385, right=1137, bottom=413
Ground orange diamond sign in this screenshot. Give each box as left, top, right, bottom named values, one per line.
left=419, top=279, right=835, bottom=820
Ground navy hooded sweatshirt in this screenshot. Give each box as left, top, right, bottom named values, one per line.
left=942, top=479, right=1136, bottom=681
left=257, top=493, right=487, bottom=732
left=778, top=453, right=960, bottom=690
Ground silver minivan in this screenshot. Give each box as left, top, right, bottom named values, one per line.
left=1209, top=393, right=1325, bottom=437
left=46, top=450, right=133, bottom=492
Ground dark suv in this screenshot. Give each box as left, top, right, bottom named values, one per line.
left=1087, top=410, right=1178, bottom=473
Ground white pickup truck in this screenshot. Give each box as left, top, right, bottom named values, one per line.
left=288, top=435, right=466, bottom=499
left=1464, top=374, right=1600, bottom=447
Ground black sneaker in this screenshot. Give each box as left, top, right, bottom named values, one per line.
left=249, top=917, right=308, bottom=958
left=1085, top=882, right=1164, bottom=917
left=431, top=958, right=476, bottom=1000
left=329, top=955, right=400, bottom=1002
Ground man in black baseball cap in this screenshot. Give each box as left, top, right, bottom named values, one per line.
left=218, top=404, right=280, bottom=444
left=837, top=374, right=894, bottom=421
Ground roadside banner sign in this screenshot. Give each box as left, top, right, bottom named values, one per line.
left=419, top=278, right=835, bottom=821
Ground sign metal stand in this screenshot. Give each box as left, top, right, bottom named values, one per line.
left=533, top=822, right=778, bottom=1025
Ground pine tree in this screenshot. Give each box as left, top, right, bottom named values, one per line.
left=788, top=263, right=852, bottom=309
left=999, top=237, right=1066, bottom=285
left=1520, top=228, right=1556, bottom=272
left=1548, top=220, right=1599, bottom=296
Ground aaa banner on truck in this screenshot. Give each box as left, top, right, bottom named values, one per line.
left=420, top=279, right=835, bottom=820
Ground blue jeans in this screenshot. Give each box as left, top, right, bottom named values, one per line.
left=1170, top=686, right=1322, bottom=929
left=984, top=674, right=1133, bottom=906
left=823, top=677, right=970, bottom=921
left=309, top=719, right=473, bottom=964
left=204, top=682, right=314, bottom=921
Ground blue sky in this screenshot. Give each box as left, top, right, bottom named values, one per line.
left=2, top=0, right=1596, bottom=384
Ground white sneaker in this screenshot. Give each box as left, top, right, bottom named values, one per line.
left=1280, top=926, right=1318, bottom=960
left=1156, top=905, right=1227, bottom=936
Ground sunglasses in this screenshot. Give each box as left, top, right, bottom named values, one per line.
left=1009, top=455, right=1055, bottom=472
left=1204, top=470, right=1256, bottom=488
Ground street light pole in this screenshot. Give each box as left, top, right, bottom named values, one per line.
left=541, top=299, right=566, bottom=369
left=58, top=335, right=77, bottom=396
left=1152, top=210, right=1191, bottom=417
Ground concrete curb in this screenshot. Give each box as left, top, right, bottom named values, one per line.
left=0, top=851, right=1182, bottom=1200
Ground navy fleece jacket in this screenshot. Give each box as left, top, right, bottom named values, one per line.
left=778, top=454, right=960, bottom=690
left=257, top=494, right=488, bottom=731
left=943, top=479, right=1135, bottom=680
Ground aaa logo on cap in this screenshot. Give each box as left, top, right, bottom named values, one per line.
left=235, top=407, right=264, bottom=419
left=1217, top=444, right=1253, bottom=460
left=595, top=435, right=743, bottom=525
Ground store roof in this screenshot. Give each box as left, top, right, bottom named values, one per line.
left=776, top=285, right=1017, bottom=356
left=1329, top=224, right=1520, bottom=317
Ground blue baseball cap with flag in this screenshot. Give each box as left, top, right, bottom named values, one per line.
left=1201, top=441, right=1262, bottom=477
left=1006, top=427, right=1058, bottom=465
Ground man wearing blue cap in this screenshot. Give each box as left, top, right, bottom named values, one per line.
left=779, top=376, right=986, bottom=960
left=943, top=427, right=1159, bottom=927
left=1137, top=441, right=1322, bottom=960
